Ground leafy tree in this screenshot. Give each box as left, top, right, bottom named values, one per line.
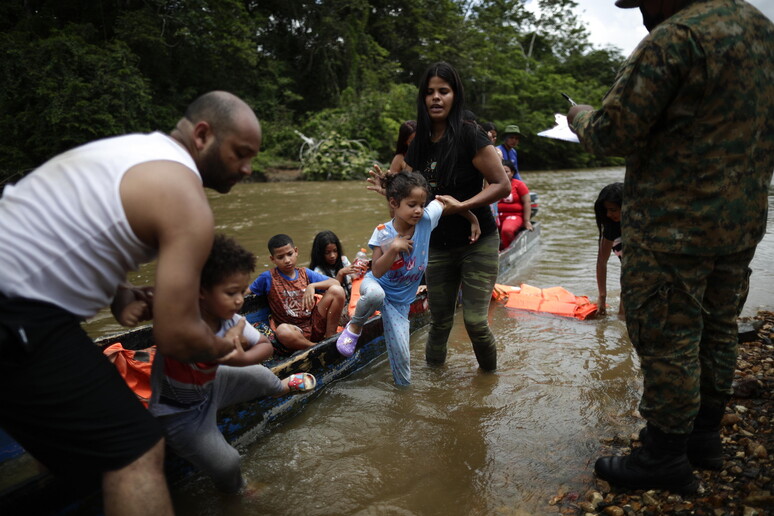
left=114, top=0, right=278, bottom=114
left=300, top=132, right=376, bottom=180
left=0, top=24, right=152, bottom=182
left=0, top=0, right=630, bottom=182
left=250, top=0, right=397, bottom=113
left=301, top=83, right=415, bottom=162
left=556, top=47, right=624, bottom=89
left=524, top=0, right=591, bottom=63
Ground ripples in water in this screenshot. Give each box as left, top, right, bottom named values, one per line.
left=86, top=168, right=773, bottom=515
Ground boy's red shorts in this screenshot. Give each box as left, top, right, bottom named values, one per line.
left=308, top=304, right=327, bottom=342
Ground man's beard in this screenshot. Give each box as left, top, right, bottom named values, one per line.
left=200, top=142, right=235, bottom=194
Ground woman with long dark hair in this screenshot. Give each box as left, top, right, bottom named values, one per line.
left=371, top=61, right=509, bottom=372
left=389, top=120, right=417, bottom=173
left=309, top=230, right=357, bottom=299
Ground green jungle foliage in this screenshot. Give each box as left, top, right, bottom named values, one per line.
left=0, top=0, right=628, bottom=184
left=299, top=132, right=376, bottom=180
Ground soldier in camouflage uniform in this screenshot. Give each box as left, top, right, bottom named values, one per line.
left=567, top=0, right=774, bottom=493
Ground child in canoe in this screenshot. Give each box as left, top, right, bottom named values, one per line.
left=250, top=233, right=346, bottom=352
left=149, top=234, right=316, bottom=494
left=309, top=230, right=362, bottom=300
left=337, top=171, right=479, bottom=386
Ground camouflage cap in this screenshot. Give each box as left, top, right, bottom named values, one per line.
left=615, top=0, right=640, bottom=7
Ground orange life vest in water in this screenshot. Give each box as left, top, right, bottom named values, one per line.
left=492, top=283, right=598, bottom=320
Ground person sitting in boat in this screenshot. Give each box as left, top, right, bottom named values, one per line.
left=337, top=171, right=479, bottom=386
left=249, top=233, right=346, bottom=352
left=149, top=234, right=316, bottom=494
left=481, top=122, right=498, bottom=148
left=497, top=125, right=524, bottom=180
left=497, top=159, right=533, bottom=251
left=593, top=182, right=624, bottom=316
left=309, top=230, right=361, bottom=300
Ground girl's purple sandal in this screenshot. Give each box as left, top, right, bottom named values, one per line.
left=287, top=373, right=316, bottom=393
left=336, top=325, right=361, bottom=357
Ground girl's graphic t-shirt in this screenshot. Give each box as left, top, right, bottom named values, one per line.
left=365, top=200, right=443, bottom=305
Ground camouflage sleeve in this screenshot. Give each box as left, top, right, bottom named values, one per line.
left=572, top=24, right=700, bottom=157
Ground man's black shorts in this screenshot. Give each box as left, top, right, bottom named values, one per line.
left=0, top=295, right=163, bottom=477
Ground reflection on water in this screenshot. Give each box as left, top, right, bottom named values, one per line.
left=84, top=168, right=773, bottom=515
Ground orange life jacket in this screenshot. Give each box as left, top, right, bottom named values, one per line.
left=348, top=276, right=364, bottom=317
left=103, top=343, right=156, bottom=408
left=492, top=283, right=598, bottom=320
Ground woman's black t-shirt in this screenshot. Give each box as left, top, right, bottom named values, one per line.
left=405, top=123, right=497, bottom=249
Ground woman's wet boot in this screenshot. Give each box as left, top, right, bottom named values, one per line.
left=595, top=423, right=699, bottom=494
left=638, top=404, right=725, bottom=470
left=471, top=341, right=497, bottom=372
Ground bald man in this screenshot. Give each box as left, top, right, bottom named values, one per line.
left=568, top=0, right=774, bottom=493
left=0, top=91, right=262, bottom=514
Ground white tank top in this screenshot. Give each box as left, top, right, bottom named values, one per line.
left=0, top=132, right=200, bottom=318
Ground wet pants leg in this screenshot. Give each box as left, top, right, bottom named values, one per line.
left=621, top=245, right=754, bottom=434
left=382, top=300, right=412, bottom=386
left=350, top=277, right=412, bottom=385
left=159, top=365, right=283, bottom=493
left=349, top=276, right=384, bottom=327
left=499, top=215, right=523, bottom=250
left=425, top=232, right=499, bottom=370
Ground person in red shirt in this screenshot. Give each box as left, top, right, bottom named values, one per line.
left=497, top=160, right=533, bottom=250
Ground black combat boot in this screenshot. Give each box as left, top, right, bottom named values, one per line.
left=639, top=403, right=725, bottom=470
left=595, top=423, right=699, bottom=494
left=687, top=403, right=725, bottom=470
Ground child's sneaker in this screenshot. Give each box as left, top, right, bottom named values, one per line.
left=336, top=325, right=361, bottom=357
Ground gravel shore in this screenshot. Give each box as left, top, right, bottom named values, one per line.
left=550, top=310, right=774, bottom=516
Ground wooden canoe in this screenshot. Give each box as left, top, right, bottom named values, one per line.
left=0, top=222, right=540, bottom=514
left=0, top=293, right=430, bottom=514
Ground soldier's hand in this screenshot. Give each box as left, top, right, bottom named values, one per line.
left=567, top=104, right=594, bottom=125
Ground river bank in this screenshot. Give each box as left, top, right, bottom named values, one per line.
left=551, top=310, right=774, bottom=516
left=251, top=167, right=303, bottom=182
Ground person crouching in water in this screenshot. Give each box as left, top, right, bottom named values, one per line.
left=594, top=182, right=624, bottom=316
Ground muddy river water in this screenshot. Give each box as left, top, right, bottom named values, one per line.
left=86, top=167, right=773, bottom=515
